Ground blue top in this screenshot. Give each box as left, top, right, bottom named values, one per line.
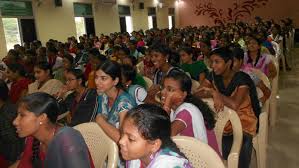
left=97, top=91, right=136, bottom=127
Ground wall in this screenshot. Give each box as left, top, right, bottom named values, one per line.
left=0, top=0, right=176, bottom=58
left=176, top=0, right=297, bottom=28
left=0, top=17, right=7, bottom=58
left=32, top=0, right=77, bottom=45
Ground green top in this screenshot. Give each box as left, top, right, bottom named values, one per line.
left=53, top=68, right=66, bottom=84
left=133, top=73, right=147, bottom=89
left=181, top=61, right=208, bottom=81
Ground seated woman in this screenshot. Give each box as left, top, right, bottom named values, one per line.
left=198, top=39, right=212, bottom=70
left=54, top=53, right=74, bottom=83
left=145, top=44, right=180, bottom=104
left=121, top=55, right=147, bottom=89
left=161, top=69, right=220, bottom=155
left=121, top=64, right=147, bottom=105
left=0, top=80, right=24, bottom=167
left=12, top=92, right=94, bottom=168
left=244, top=36, right=277, bottom=80
left=151, top=44, right=179, bottom=86
left=232, top=47, right=271, bottom=106
left=56, top=68, right=98, bottom=126
left=196, top=47, right=261, bottom=168
left=95, top=61, right=136, bottom=142
left=119, top=104, right=192, bottom=168
left=86, top=49, right=107, bottom=89
left=6, top=64, right=31, bottom=103
left=137, top=48, right=155, bottom=80
left=179, top=47, right=208, bottom=84
left=28, top=62, right=63, bottom=95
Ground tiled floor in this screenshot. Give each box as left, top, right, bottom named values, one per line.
left=263, top=48, right=299, bottom=168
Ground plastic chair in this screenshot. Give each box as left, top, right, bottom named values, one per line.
left=57, top=111, right=70, bottom=121
left=143, top=76, right=153, bottom=89
left=136, top=61, right=144, bottom=74
left=202, top=98, right=243, bottom=168
left=269, top=58, right=279, bottom=127
left=74, top=122, right=119, bottom=168
left=173, top=136, right=225, bottom=168
left=191, top=79, right=200, bottom=94
left=251, top=69, right=271, bottom=168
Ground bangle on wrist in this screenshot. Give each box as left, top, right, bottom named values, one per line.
left=164, top=106, right=171, bottom=111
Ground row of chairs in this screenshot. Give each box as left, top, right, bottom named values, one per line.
left=71, top=34, right=297, bottom=167
left=72, top=99, right=243, bottom=168
left=70, top=67, right=277, bottom=168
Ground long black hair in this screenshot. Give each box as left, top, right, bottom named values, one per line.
left=210, top=47, right=234, bottom=69
left=66, top=68, right=86, bottom=87
left=18, top=92, right=60, bottom=168
left=246, top=35, right=262, bottom=67
left=165, top=69, right=216, bottom=129
left=0, top=79, right=9, bottom=101
left=7, top=63, right=27, bottom=78
left=150, top=43, right=179, bottom=67
left=34, top=61, right=53, bottom=78
left=96, top=60, right=123, bottom=89
left=125, top=104, right=187, bottom=158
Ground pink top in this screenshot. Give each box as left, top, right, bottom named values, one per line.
left=243, top=53, right=272, bottom=76
left=175, top=110, right=194, bottom=137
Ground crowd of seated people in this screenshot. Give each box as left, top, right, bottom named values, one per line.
left=0, top=17, right=295, bottom=168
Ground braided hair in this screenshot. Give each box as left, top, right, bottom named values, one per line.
left=125, top=104, right=187, bottom=158
left=165, top=69, right=215, bottom=129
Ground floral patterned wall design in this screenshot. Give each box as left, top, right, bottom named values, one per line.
left=192, top=0, right=270, bottom=25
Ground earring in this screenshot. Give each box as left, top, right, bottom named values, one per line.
left=150, top=153, right=155, bottom=160
left=39, top=122, right=43, bottom=125
left=166, top=59, right=169, bottom=63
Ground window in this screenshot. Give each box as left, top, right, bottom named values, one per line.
left=2, top=18, right=22, bottom=50
left=168, top=16, right=173, bottom=29
left=148, top=7, right=157, bottom=29
left=118, top=5, right=132, bottom=33
left=118, top=5, right=131, bottom=15
left=75, top=17, right=86, bottom=40
left=73, top=3, right=94, bottom=39
left=148, top=16, right=153, bottom=29
left=168, top=8, right=175, bottom=29
left=125, top=16, right=133, bottom=34
left=1, top=1, right=36, bottom=50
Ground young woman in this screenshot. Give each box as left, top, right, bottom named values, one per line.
left=86, top=49, right=107, bottom=89
left=12, top=92, right=94, bottom=168
left=95, top=61, right=136, bottom=142
left=232, top=47, right=271, bottom=106
left=179, top=47, right=208, bottom=84
left=121, top=55, right=147, bottom=89
left=198, top=39, right=212, bottom=69
left=6, top=64, right=31, bottom=103
left=121, top=64, right=147, bottom=105
left=151, top=44, right=178, bottom=86
left=56, top=69, right=98, bottom=126
left=145, top=44, right=180, bottom=104
left=244, top=36, right=277, bottom=79
left=140, top=48, right=155, bottom=80
left=269, top=24, right=283, bottom=44
left=119, top=104, right=192, bottom=168
left=196, top=47, right=261, bottom=168
left=161, top=69, right=220, bottom=155
left=0, top=80, right=24, bottom=167
left=233, top=30, right=246, bottom=49
left=28, top=62, right=63, bottom=95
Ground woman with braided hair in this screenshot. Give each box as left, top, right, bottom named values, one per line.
left=11, top=92, right=94, bottom=168
left=119, top=104, right=192, bottom=168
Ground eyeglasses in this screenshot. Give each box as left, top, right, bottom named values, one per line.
left=66, top=78, right=77, bottom=83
